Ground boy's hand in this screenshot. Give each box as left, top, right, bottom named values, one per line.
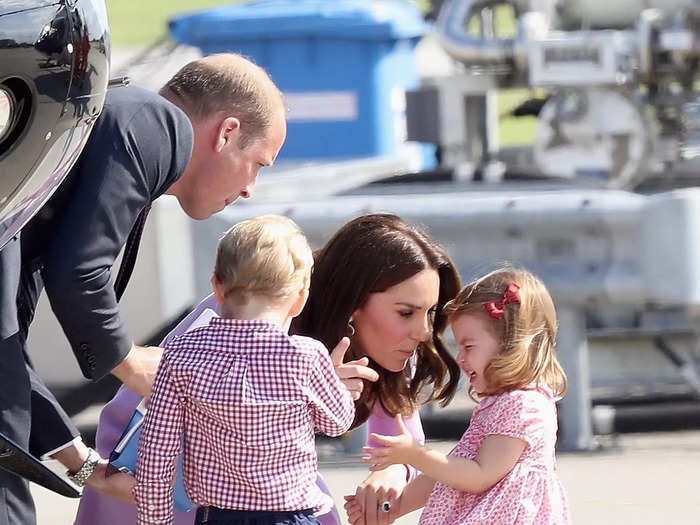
left=331, top=337, right=379, bottom=400
left=362, top=414, right=421, bottom=471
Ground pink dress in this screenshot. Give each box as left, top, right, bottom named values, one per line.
left=419, top=386, right=571, bottom=525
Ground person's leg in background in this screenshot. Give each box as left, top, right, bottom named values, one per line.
left=0, top=239, right=36, bottom=525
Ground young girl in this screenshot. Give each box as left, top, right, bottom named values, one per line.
left=352, top=267, right=571, bottom=524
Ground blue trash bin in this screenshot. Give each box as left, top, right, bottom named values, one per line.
left=169, top=0, right=428, bottom=161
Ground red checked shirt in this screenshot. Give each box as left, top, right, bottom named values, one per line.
left=134, top=318, right=355, bottom=525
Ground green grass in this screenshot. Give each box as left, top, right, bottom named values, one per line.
left=107, top=0, right=241, bottom=47
left=498, top=89, right=539, bottom=145
left=106, top=0, right=430, bottom=47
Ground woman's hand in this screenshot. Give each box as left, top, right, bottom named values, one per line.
left=85, top=460, right=136, bottom=503
left=346, top=463, right=407, bottom=525
left=362, top=414, right=422, bottom=472
left=330, top=337, right=379, bottom=400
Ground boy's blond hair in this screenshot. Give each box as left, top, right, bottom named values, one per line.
left=444, top=266, right=568, bottom=400
left=214, top=215, right=313, bottom=303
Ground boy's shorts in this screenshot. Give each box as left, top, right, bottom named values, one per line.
left=195, top=507, right=320, bottom=525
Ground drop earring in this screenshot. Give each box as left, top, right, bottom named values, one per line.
left=347, top=318, right=355, bottom=337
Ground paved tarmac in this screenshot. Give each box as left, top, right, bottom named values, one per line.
left=31, top=429, right=700, bottom=524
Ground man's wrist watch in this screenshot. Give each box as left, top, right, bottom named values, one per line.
left=66, top=448, right=101, bottom=487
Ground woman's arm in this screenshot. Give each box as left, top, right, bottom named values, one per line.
left=364, top=415, right=526, bottom=494
left=347, top=406, right=425, bottom=525
left=350, top=465, right=407, bottom=525
left=344, top=473, right=435, bottom=525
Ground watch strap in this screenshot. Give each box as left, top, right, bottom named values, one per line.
left=67, top=448, right=100, bottom=487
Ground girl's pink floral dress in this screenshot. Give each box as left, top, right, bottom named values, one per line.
left=419, top=385, right=571, bottom=524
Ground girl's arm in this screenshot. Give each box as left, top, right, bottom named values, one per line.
left=396, top=474, right=436, bottom=517
left=367, top=405, right=425, bottom=483
left=364, top=415, right=526, bottom=494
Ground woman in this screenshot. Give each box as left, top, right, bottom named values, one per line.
left=74, top=214, right=461, bottom=525
left=293, top=214, right=461, bottom=525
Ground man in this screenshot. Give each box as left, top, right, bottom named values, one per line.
left=0, top=53, right=287, bottom=524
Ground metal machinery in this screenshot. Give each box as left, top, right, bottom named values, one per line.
left=0, top=0, right=111, bottom=249
left=188, top=183, right=700, bottom=452
left=182, top=1, right=700, bottom=452
left=408, top=0, right=699, bottom=189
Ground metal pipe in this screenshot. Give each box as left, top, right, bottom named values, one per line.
left=436, top=0, right=525, bottom=68
left=556, top=306, right=595, bottom=451
left=107, top=76, right=130, bottom=89
left=654, top=337, right=700, bottom=398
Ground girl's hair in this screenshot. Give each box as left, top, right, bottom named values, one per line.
left=291, top=214, right=462, bottom=429
left=444, top=266, right=567, bottom=400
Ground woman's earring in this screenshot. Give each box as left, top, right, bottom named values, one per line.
left=347, top=319, right=356, bottom=337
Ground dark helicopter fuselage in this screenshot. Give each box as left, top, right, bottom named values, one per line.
left=0, top=0, right=110, bottom=249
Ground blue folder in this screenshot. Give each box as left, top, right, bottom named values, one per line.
left=109, top=399, right=194, bottom=512
left=108, top=307, right=219, bottom=512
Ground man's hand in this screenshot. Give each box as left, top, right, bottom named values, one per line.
left=362, top=415, right=422, bottom=471
left=86, top=460, right=136, bottom=503
left=330, top=337, right=379, bottom=400
left=111, top=344, right=164, bottom=397
left=51, top=440, right=135, bottom=503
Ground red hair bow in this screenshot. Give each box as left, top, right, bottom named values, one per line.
left=484, top=283, right=520, bottom=320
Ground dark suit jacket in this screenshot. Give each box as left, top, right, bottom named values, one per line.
left=1, top=86, right=193, bottom=456
left=21, top=85, right=193, bottom=379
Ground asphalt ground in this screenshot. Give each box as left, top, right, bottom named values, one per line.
left=31, top=429, right=700, bottom=524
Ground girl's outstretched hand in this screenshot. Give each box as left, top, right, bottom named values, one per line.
left=362, top=414, right=421, bottom=471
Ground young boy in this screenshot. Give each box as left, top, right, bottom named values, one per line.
left=134, top=215, right=355, bottom=525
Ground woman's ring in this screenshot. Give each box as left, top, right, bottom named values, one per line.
left=381, top=501, right=391, bottom=513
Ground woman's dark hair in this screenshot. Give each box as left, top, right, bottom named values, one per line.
left=292, top=214, right=461, bottom=429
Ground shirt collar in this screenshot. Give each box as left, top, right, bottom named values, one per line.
left=209, top=317, right=285, bottom=334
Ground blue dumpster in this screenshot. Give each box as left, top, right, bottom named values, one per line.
left=169, top=0, right=428, bottom=161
